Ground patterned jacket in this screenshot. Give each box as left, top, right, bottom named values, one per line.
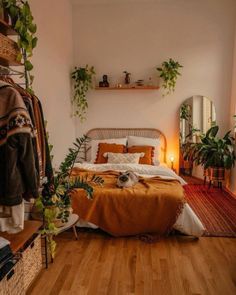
left=0, top=82, right=39, bottom=206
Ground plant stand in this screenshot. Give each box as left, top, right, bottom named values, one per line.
left=43, top=214, right=79, bottom=268
left=56, top=213, right=79, bottom=239
left=208, top=167, right=225, bottom=190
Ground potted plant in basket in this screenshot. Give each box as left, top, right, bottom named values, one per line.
left=2, top=0, right=38, bottom=92
left=183, top=126, right=235, bottom=182
left=33, top=135, right=104, bottom=258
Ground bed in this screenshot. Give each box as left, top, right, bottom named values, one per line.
left=71, top=128, right=205, bottom=237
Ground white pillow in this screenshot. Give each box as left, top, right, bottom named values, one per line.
left=90, top=138, right=127, bottom=163
left=104, top=152, right=145, bottom=164
left=127, top=136, right=160, bottom=165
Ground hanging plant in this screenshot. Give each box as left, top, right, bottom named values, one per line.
left=71, top=65, right=95, bottom=121
left=157, top=58, right=183, bottom=96
left=3, top=0, right=38, bottom=93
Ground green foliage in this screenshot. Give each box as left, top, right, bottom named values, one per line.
left=36, top=135, right=104, bottom=258
left=183, top=126, right=236, bottom=169
left=3, top=0, right=37, bottom=92
left=157, top=58, right=183, bottom=96
left=71, top=65, right=95, bottom=121
left=58, top=135, right=88, bottom=179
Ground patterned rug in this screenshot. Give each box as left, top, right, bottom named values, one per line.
left=184, top=184, right=236, bottom=237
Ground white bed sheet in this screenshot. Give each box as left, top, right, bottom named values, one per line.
left=74, top=162, right=205, bottom=237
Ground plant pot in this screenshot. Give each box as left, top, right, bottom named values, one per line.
left=209, top=167, right=225, bottom=181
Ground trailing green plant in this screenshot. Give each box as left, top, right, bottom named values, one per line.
left=183, top=126, right=235, bottom=170
left=2, top=0, right=37, bottom=92
left=157, top=58, right=183, bottom=96
left=36, top=135, right=104, bottom=258
left=71, top=65, right=95, bottom=121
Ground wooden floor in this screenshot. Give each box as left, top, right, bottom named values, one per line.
left=28, top=231, right=236, bottom=295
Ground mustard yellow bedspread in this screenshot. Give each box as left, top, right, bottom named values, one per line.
left=71, top=168, right=185, bottom=237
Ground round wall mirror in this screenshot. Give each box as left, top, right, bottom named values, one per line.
left=179, top=95, right=216, bottom=178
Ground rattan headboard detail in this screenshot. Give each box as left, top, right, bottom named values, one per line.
left=85, top=128, right=167, bottom=163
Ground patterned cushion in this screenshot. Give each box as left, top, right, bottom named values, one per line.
left=128, top=146, right=154, bottom=165
left=95, top=143, right=126, bottom=164
left=104, top=152, right=145, bottom=164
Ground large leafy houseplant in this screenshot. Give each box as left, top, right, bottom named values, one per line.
left=71, top=65, right=95, bottom=121
left=35, top=135, right=104, bottom=258
left=183, top=126, right=235, bottom=170
left=2, top=0, right=37, bottom=92
left=157, top=58, right=183, bottom=96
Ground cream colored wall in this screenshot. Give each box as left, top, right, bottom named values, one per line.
left=29, top=0, right=75, bottom=167
left=230, top=25, right=236, bottom=195
left=72, top=0, right=236, bottom=168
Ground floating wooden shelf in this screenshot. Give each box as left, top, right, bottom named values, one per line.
left=0, top=19, right=17, bottom=36
left=95, top=86, right=159, bottom=90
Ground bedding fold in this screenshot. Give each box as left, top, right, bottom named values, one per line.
left=71, top=168, right=185, bottom=237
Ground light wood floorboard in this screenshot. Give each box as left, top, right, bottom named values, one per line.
left=28, top=232, right=236, bottom=295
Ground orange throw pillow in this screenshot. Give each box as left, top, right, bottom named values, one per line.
left=128, top=146, right=154, bottom=165
left=95, top=143, right=126, bottom=164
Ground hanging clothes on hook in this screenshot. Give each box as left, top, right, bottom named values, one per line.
left=0, top=70, right=53, bottom=233
left=0, top=80, right=39, bottom=206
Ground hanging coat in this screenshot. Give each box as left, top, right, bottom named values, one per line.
left=0, top=82, right=39, bottom=206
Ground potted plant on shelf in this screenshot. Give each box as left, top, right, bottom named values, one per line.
left=2, top=0, right=38, bottom=92
left=157, top=58, right=183, bottom=96
left=183, top=126, right=235, bottom=183
left=33, top=135, right=104, bottom=258
left=71, top=65, right=96, bottom=122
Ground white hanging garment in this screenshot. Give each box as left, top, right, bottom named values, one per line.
left=0, top=202, right=24, bottom=234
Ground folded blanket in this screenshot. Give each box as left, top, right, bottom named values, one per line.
left=71, top=168, right=185, bottom=237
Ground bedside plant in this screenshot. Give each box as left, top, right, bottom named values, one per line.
left=183, top=126, right=235, bottom=182
left=35, top=135, right=104, bottom=258
left=157, top=58, right=183, bottom=96
left=2, top=0, right=38, bottom=92
left=71, top=65, right=95, bottom=121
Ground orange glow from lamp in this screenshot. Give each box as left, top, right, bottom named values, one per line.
left=169, top=155, right=175, bottom=170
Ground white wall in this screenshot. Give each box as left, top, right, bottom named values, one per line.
left=72, top=0, right=236, bottom=168
left=230, top=24, right=236, bottom=195
left=29, top=0, right=75, bottom=167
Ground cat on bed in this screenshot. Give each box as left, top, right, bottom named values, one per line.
left=117, top=171, right=139, bottom=188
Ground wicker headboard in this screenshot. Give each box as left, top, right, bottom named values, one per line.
left=85, top=128, right=167, bottom=163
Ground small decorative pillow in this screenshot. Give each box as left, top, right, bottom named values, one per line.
left=104, top=152, right=145, bottom=164
left=127, top=136, right=160, bottom=165
left=90, top=138, right=127, bottom=163
left=95, top=143, right=126, bottom=164
left=128, top=146, right=154, bottom=165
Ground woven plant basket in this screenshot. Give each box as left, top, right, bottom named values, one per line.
left=209, top=167, right=225, bottom=181
left=0, top=259, right=24, bottom=295
left=0, top=33, right=19, bottom=63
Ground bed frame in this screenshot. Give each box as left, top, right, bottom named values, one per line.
left=85, top=128, right=167, bottom=163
